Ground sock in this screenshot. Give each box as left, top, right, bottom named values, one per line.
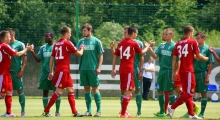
left=186, top=97, right=194, bottom=116
left=55, top=96, right=61, bottom=113
left=169, top=94, right=176, bottom=105
left=85, top=92, right=92, bottom=113
left=121, top=95, right=130, bottom=115
left=68, top=92, right=77, bottom=114
left=42, top=97, right=49, bottom=109
left=120, top=94, right=123, bottom=107
left=135, top=93, right=142, bottom=114
left=158, top=94, right=164, bottom=114
left=171, top=93, right=191, bottom=109
left=200, top=98, right=207, bottom=115
left=5, top=94, right=12, bottom=114
left=44, top=91, right=59, bottom=113
left=18, top=92, right=25, bottom=112
left=94, top=92, right=101, bottom=113
left=164, top=92, right=169, bottom=114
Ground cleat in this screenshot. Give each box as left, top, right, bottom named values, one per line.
left=21, top=112, right=25, bottom=117
left=42, top=112, right=52, bottom=117
left=83, top=111, right=92, bottom=117
left=1, top=113, right=18, bottom=117
left=153, top=112, right=159, bottom=116
left=198, top=114, right=204, bottom=119
left=94, top=112, right=101, bottom=117
left=136, top=113, right=141, bottom=117
left=120, top=114, right=133, bottom=118
left=55, top=112, right=61, bottom=116
left=189, top=115, right=203, bottom=119
left=180, top=112, right=188, bottom=118
left=119, top=110, right=131, bottom=116
left=153, top=113, right=169, bottom=118
left=73, top=113, right=82, bottom=117
left=168, top=105, right=174, bottom=119
left=194, top=105, right=200, bottom=115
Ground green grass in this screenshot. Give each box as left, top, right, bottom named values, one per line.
left=0, top=97, right=219, bottom=120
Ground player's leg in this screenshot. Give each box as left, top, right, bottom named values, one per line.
left=142, top=77, right=147, bottom=100
left=80, top=70, right=92, bottom=116
left=89, top=70, right=101, bottom=117
left=53, top=87, right=61, bottom=116
left=133, top=67, right=142, bottom=116
left=42, top=90, right=49, bottom=109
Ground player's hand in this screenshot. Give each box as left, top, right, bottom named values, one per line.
left=149, top=40, right=155, bottom=47
left=172, top=72, right=177, bottom=82
left=80, top=44, right=85, bottom=50
left=209, top=46, right=214, bottom=53
left=96, top=68, right=101, bottom=75
left=48, top=72, right=54, bottom=81
left=111, top=70, right=116, bottom=78
left=110, top=42, right=115, bottom=48
left=203, top=56, right=209, bottom=62
left=17, top=70, right=24, bottom=78
left=204, top=76, right=210, bottom=84
left=143, top=42, right=149, bottom=47
left=138, top=71, right=143, bottom=80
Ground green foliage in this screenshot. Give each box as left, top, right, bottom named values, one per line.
left=94, top=22, right=123, bottom=48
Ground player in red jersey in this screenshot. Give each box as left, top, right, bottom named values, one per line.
left=111, top=26, right=151, bottom=118
left=168, top=25, right=208, bottom=119
left=0, top=31, right=32, bottom=117
left=42, top=26, right=84, bottom=117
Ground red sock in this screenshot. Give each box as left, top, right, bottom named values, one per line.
left=44, top=91, right=59, bottom=113
left=121, top=95, right=130, bottom=115
left=171, top=93, right=191, bottom=109
left=164, top=92, right=169, bottom=114
left=186, top=97, right=194, bottom=116
left=5, top=94, right=12, bottom=114
left=68, top=92, right=77, bottom=114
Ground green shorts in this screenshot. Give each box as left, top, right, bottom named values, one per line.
left=157, top=69, right=174, bottom=92
left=11, top=72, right=24, bottom=90
left=38, top=70, right=55, bottom=90
left=134, top=66, right=141, bottom=91
left=195, top=72, right=208, bottom=93
left=80, top=70, right=99, bottom=87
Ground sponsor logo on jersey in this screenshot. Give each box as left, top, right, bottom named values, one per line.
left=43, top=52, right=51, bottom=57
left=161, top=50, right=172, bottom=56
left=85, top=45, right=95, bottom=50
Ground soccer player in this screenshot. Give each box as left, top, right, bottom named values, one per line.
left=110, top=26, right=144, bottom=117
left=30, top=32, right=61, bottom=116
left=168, top=25, right=208, bottom=119
left=148, top=28, right=176, bottom=118
left=0, top=30, right=32, bottom=117
left=42, top=26, right=84, bottom=117
left=111, top=26, right=150, bottom=118
left=76, top=23, right=104, bottom=117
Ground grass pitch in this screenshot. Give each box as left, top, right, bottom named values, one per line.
left=0, top=97, right=219, bottom=120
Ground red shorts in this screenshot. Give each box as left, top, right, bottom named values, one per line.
left=119, top=73, right=134, bottom=91
left=52, top=72, right=73, bottom=89
left=174, top=74, right=182, bottom=88
left=0, top=74, right=13, bottom=93
left=180, top=72, right=196, bottom=95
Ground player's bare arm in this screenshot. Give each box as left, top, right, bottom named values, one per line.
left=15, top=43, right=33, bottom=57
left=140, top=41, right=151, bottom=55
left=205, top=63, right=212, bottom=84
left=17, top=55, right=27, bottom=78
left=110, top=41, right=115, bottom=54
left=148, top=47, right=158, bottom=59
left=96, top=54, right=103, bottom=75
left=111, top=55, right=118, bottom=78
left=172, top=55, right=178, bottom=81
left=30, top=49, right=41, bottom=63
left=195, top=53, right=209, bottom=62
left=209, top=46, right=220, bottom=62
left=75, top=44, right=85, bottom=56
left=138, top=55, right=144, bottom=80
left=48, top=56, right=54, bottom=80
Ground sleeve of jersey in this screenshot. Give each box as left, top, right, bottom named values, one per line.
left=134, top=43, right=142, bottom=54
left=76, top=40, right=81, bottom=49
left=193, top=41, right=200, bottom=54
left=66, top=41, right=77, bottom=53
left=20, top=42, right=27, bottom=56
left=155, top=45, right=161, bottom=56
left=114, top=46, right=120, bottom=56
left=208, top=49, right=215, bottom=64
left=37, top=47, right=43, bottom=60
left=96, top=40, right=104, bottom=54
left=51, top=47, right=56, bottom=57
left=5, top=45, right=17, bottom=56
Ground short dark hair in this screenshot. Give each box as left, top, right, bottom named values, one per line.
left=60, top=26, right=71, bottom=35
left=128, top=26, right=137, bottom=35
left=195, top=32, right=206, bottom=38
left=183, top=25, right=194, bottom=35
left=81, top=23, right=92, bottom=31
left=44, top=31, right=54, bottom=38
left=0, top=30, right=9, bottom=41
left=7, top=28, right=15, bottom=36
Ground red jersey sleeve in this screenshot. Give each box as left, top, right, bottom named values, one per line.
left=66, top=41, right=77, bottom=53
left=192, top=40, right=200, bottom=54
left=4, top=44, right=16, bottom=56
left=172, top=44, right=179, bottom=56
left=133, top=42, right=142, bottom=54
left=51, top=46, right=56, bottom=57
left=114, top=43, right=120, bottom=56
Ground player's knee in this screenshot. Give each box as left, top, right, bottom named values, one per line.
left=66, top=87, right=74, bottom=93
left=17, top=90, right=23, bottom=94
left=92, top=87, right=99, bottom=93
left=84, top=86, right=91, bottom=92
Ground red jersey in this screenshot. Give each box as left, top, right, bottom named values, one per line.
left=173, top=37, right=200, bottom=73
left=51, top=39, right=77, bottom=72
left=114, top=38, right=142, bottom=73
left=0, top=42, right=17, bottom=75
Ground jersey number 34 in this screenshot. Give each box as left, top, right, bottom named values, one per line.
left=177, top=44, right=189, bottom=58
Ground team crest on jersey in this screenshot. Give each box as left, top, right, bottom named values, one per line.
left=59, top=84, right=62, bottom=87
left=43, top=47, right=46, bottom=52
left=160, top=44, right=165, bottom=49
left=168, top=46, right=171, bottom=50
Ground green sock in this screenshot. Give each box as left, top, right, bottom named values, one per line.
left=135, top=93, right=142, bottom=114
left=19, top=92, right=25, bottom=112
left=55, top=97, right=61, bottom=113
left=200, top=98, right=207, bottom=115
left=120, top=94, right=123, bottom=107
left=94, top=92, right=101, bottom=113
left=85, top=92, right=92, bottom=113
left=169, top=94, right=175, bottom=105
left=42, top=97, right=48, bottom=109
left=158, top=94, right=164, bottom=114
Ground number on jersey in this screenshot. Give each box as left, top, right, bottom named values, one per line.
left=0, top=51, right=2, bottom=62
left=55, top=46, right=64, bottom=59
left=119, top=46, right=131, bottom=59
left=177, top=44, right=188, bottom=58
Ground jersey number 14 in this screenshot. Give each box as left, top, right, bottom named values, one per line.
left=119, top=46, right=131, bottom=59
